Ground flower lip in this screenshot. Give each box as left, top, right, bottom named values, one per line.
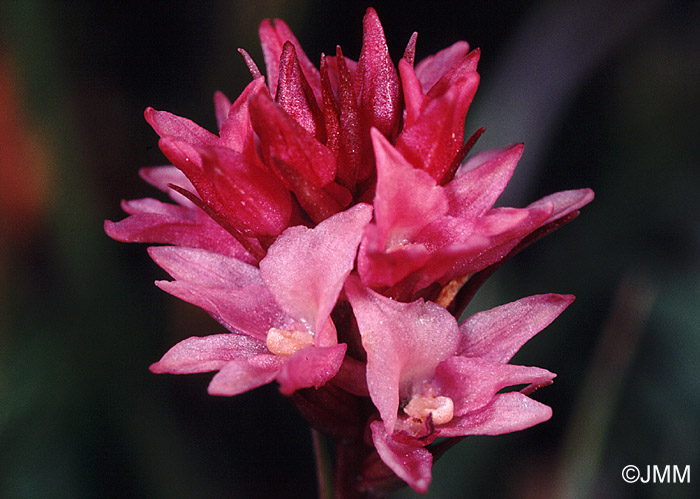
left=265, top=327, right=315, bottom=357
left=404, top=394, right=455, bottom=426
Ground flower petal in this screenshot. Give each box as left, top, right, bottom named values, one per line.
left=149, top=333, right=267, bottom=374
left=276, top=42, right=325, bottom=142
left=458, top=294, right=575, bottom=362
left=371, top=129, right=448, bottom=246
left=276, top=344, right=348, bottom=395
left=395, top=73, right=479, bottom=182
left=437, top=392, right=552, bottom=437
left=144, top=107, right=218, bottom=146
left=259, top=204, right=372, bottom=337
left=104, top=207, right=253, bottom=262
left=398, top=58, right=424, bottom=128
left=149, top=246, right=286, bottom=340
left=357, top=226, right=432, bottom=289
left=345, top=276, right=460, bottom=433
left=417, top=204, right=554, bottom=285
left=333, top=47, right=365, bottom=192
left=157, top=137, right=227, bottom=218
left=370, top=420, right=433, bottom=494
left=414, top=40, right=470, bottom=92
left=527, top=188, right=595, bottom=225
left=213, top=90, right=232, bottom=130
left=434, top=356, right=555, bottom=416
left=148, top=245, right=259, bottom=287
left=198, top=145, right=292, bottom=236
left=446, top=143, right=524, bottom=218
left=138, top=166, right=196, bottom=206
left=207, top=354, right=284, bottom=396
left=219, top=76, right=266, bottom=153
left=258, top=18, right=321, bottom=100
left=155, top=280, right=285, bottom=341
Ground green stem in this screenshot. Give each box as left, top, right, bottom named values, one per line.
left=312, top=428, right=334, bottom=499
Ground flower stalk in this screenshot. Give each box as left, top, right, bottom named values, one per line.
left=312, top=429, right=334, bottom=499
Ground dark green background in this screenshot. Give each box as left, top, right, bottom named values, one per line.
left=1, top=1, right=698, bottom=497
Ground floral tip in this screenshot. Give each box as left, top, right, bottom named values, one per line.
left=237, top=48, right=262, bottom=79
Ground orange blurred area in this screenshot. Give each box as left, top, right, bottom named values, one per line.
left=0, top=53, right=51, bottom=246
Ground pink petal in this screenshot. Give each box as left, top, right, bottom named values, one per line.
left=268, top=157, right=347, bottom=224
left=276, top=344, right=347, bottom=395
left=357, top=226, right=431, bottom=289
left=144, top=107, right=218, bottom=146
left=119, top=197, right=188, bottom=217
left=258, top=18, right=321, bottom=99
left=446, top=144, right=524, bottom=218
left=219, top=76, right=266, bottom=153
left=527, top=188, right=595, bottom=225
left=149, top=333, right=267, bottom=374
left=207, top=354, right=284, bottom=396
left=319, top=53, right=358, bottom=100
left=437, top=392, right=553, bottom=437
left=138, top=166, right=196, bottom=205
left=157, top=137, right=223, bottom=213
left=402, top=31, right=417, bottom=67
left=414, top=40, right=470, bottom=92
left=458, top=294, right=575, bottom=362
left=371, top=129, right=448, bottom=246
left=393, top=231, right=490, bottom=296
left=430, top=204, right=553, bottom=280
left=370, top=421, right=433, bottom=494
left=398, top=58, right=424, bottom=128
left=258, top=19, right=285, bottom=97
left=345, top=276, right=460, bottom=433
left=319, top=55, right=340, bottom=156
left=425, top=49, right=480, bottom=100
left=149, top=246, right=286, bottom=340
left=104, top=212, right=253, bottom=261
left=148, top=245, right=260, bottom=287
left=434, top=356, right=555, bottom=416
left=238, top=48, right=262, bottom=79
left=105, top=195, right=254, bottom=262
left=155, top=280, right=285, bottom=341
left=259, top=204, right=372, bottom=337
left=395, top=73, right=479, bottom=182
left=213, top=90, right=232, bottom=130
left=372, top=202, right=553, bottom=297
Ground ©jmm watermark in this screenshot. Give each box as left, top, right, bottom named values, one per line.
left=622, top=465, right=691, bottom=484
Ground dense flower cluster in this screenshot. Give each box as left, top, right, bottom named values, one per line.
left=106, top=8, right=592, bottom=495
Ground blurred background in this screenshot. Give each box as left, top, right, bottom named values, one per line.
left=1, top=0, right=698, bottom=497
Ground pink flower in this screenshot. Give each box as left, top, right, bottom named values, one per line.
left=149, top=203, right=371, bottom=395
left=358, top=130, right=593, bottom=299
left=105, top=6, right=594, bottom=495
left=106, top=7, right=592, bottom=297
left=345, top=276, right=573, bottom=493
